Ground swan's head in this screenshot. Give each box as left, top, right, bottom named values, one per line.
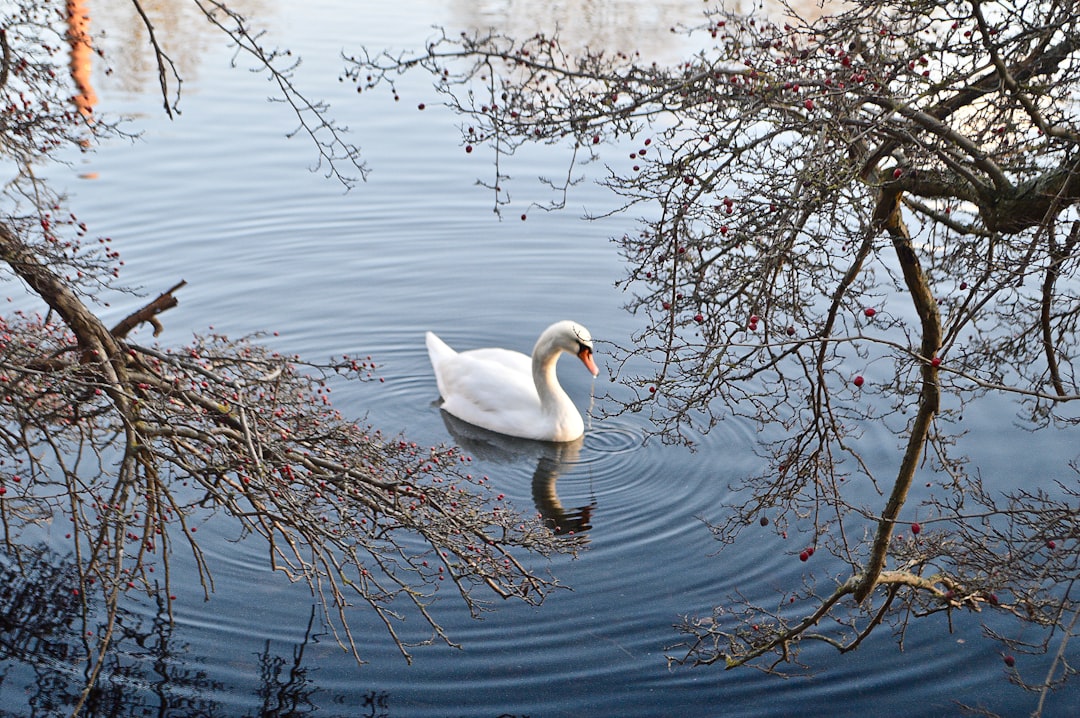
left=542, top=320, right=599, bottom=377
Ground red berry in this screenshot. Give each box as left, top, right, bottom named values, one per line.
left=893, top=167, right=903, bottom=179
left=853, top=375, right=865, bottom=387
left=799, top=551, right=809, bottom=562
left=804, top=98, right=815, bottom=110
left=1046, top=540, right=1056, bottom=550
left=1003, top=655, right=1015, bottom=667
left=694, top=313, right=704, bottom=323
left=520, top=214, right=527, bottom=221
left=786, top=326, right=796, bottom=336
left=750, top=314, right=759, bottom=323
left=465, top=145, right=473, bottom=153
left=931, top=356, right=941, bottom=367
left=592, top=135, right=600, bottom=144
left=417, top=102, right=426, bottom=110
left=864, top=307, right=876, bottom=317
left=911, top=522, right=921, bottom=535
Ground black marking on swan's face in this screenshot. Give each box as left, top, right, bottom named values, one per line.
left=570, top=324, right=593, bottom=350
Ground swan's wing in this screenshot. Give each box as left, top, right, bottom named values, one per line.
left=435, top=348, right=537, bottom=409
left=430, top=346, right=543, bottom=436
left=427, top=333, right=532, bottom=397
left=455, top=347, right=532, bottom=375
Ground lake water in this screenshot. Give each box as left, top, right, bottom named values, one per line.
left=2, top=1, right=1077, bottom=716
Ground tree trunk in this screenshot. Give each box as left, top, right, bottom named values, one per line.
left=854, top=192, right=942, bottom=602
left=0, top=223, right=125, bottom=374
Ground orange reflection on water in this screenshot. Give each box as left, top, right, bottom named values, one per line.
left=67, top=0, right=97, bottom=118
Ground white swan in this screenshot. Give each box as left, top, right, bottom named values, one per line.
left=425, top=320, right=599, bottom=442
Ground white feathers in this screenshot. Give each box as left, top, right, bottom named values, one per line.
left=425, top=321, right=598, bottom=442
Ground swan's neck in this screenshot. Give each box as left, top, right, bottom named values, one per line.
left=532, top=338, right=573, bottom=414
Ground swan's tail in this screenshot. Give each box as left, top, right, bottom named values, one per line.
left=425, top=331, right=456, bottom=366
left=425, top=331, right=456, bottom=398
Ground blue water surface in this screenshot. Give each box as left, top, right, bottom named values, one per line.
left=1, top=1, right=1076, bottom=716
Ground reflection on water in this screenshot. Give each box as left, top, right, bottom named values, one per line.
left=438, top=409, right=595, bottom=538
left=85, top=0, right=836, bottom=107
left=91, top=0, right=275, bottom=100
left=67, top=0, right=97, bottom=119
left=450, top=0, right=834, bottom=62
left=451, top=0, right=703, bottom=60
left=0, top=545, right=370, bottom=717
left=19, top=0, right=1078, bottom=715
left=0, top=546, right=83, bottom=690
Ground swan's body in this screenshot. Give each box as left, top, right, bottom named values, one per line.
left=425, top=320, right=599, bottom=442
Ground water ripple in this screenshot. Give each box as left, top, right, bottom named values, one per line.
left=582, top=421, right=643, bottom=455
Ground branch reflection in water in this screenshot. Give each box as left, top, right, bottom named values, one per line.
left=0, top=545, right=389, bottom=717
left=437, top=410, right=595, bottom=540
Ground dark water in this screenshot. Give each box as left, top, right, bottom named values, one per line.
left=2, top=1, right=1077, bottom=716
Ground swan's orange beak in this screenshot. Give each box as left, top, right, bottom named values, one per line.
left=578, top=347, right=599, bottom=377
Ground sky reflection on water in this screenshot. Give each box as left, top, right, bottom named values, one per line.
left=2, top=1, right=1077, bottom=716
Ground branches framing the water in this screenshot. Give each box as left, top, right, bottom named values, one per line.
left=0, top=2, right=572, bottom=714
left=344, top=1, right=1080, bottom=712
left=0, top=219, right=573, bottom=713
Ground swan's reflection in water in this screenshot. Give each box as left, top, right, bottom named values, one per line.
left=438, top=410, right=596, bottom=539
